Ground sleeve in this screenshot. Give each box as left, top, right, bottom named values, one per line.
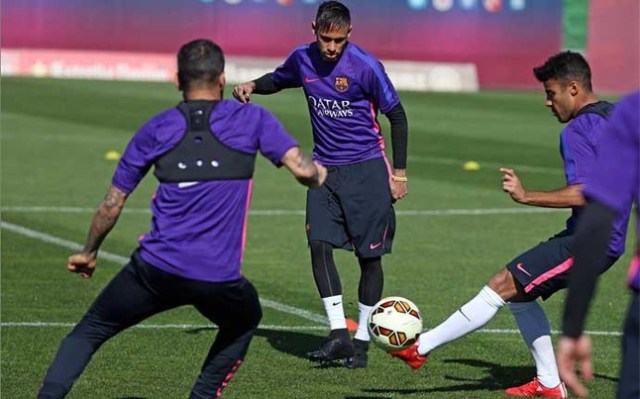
left=385, top=103, right=408, bottom=169
left=560, top=119, right=598, bottom=185
left=255, top=107, right=299, bottom=166
left=253, top=73, right=281, bottom=94
left=562, top=201, right=617, bottom=337
left=111, top=121, right=156, bottom=194
left=271, top=48, right=303, bottom=89
left=584, top=103, right=638, bottom=216
left=362, top=60, right=400, bottom=114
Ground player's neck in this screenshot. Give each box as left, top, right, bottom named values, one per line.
left=183, top=89, right=222, bottom=101
left=574, top=94, right=599, bottom=115
left=579, top=93, right=599, bottom=107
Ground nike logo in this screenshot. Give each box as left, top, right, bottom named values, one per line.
left=516, top=263, right=532, bottom=277
left=332, top=301, right=341, bottom=306
left=304, top=77, right=320, bottom=83
left=369, top=242, right=382, bottom=250
left=178, top=181, right=199, bottom=188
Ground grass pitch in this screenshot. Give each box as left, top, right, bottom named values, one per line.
left=1, top=77, right=629, bottom=398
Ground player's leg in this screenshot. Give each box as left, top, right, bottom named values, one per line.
left=420, top=272, right=514, bottom=354
left=307, top=240, right=355, bottom=362
left=190, top=277, right=262, bottom=399
left=391, top=255, right=529, bottom=368
left=502, top=235, right=578, bottom=397
left=341, top=158, right=395, bottom=368
left=344, top=256, right=384, bottom=368
left=38, top=253, right=179, bottom=399
left=404, top=236, right=572, bottom=363
left=305, top=169, right=355, bottom=362
left=310, top=240, right=346, bottom=331
left=507, top=301, right=562, bottom=393
left=617, top=291, right=639, bottom=399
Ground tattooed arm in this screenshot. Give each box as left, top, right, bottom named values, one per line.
left=280, top=147, right=327, bottom=189
left=67, top=185, right=128, bottom=278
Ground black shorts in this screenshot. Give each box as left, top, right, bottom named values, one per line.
left=506, top=231, right=618, bottom=300
left=85, top=252, right=262, bottom=333
left=305, top=157, right=395, bottom=258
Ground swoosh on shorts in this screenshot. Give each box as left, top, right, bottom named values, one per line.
left=516, top=263, right=532, bottom=277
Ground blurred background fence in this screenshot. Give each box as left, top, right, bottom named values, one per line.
left=2, top=0, right=638, bottom=93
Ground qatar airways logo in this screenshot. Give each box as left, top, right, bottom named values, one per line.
left=307, top=96, right=353, bottom=118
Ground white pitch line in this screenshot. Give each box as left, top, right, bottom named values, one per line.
left=0, top=322, right=327, bottom=331
left=0, top=322, right=620, bottom=337
left=0, top=221, right=328, bottom=325
left=478, top=328, right=621, bottom=337
left=2, top=221, right=621, bottom=338
left=1, top=206, right=566, bottom=217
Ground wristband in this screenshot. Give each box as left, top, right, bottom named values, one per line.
left=391, top=175, right=408, bottom=182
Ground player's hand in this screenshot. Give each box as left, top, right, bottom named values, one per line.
left=232, top=82, right=255, bottom=104
left=390, top=170, right=408, bottom=201
left=314, top=161, right=328, bottom=187
left=67, top=252, right=98, bottom=279
left=557, top=335, right=593, bottom=398
left=391, top=180, right=407, bottom=201
left=500, top=167, right=526, bottom=203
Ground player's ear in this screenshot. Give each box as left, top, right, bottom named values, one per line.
left=311, top=21, right=317, bottom=35
left=569, top=81, right=579, bottom=97
left=173, top=73, right=181, bottom=91
left=348, top=25, right=352, bottom=38
left=218, top=72, right=226, bottom=89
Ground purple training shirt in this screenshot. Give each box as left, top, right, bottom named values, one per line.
left=559, top=106, right=630, bottom=257
left=112, top=100, right=298, bottom=283
left=583, top=92, right=639, bottom=290
left=272, top=41, right=400, bottom=166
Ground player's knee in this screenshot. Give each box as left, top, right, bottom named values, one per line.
left=487, top=268, right=517, bottom=299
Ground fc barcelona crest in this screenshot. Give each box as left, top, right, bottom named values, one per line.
left=334, top=76, right=349, bottom=92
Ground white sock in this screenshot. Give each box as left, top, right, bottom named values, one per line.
left=354, top=302, right=373, bottom=341
left=418, top=285, right=505, bottom=355
left=508, top=301, right=561, bottom=388
left=322, top=295, right=347, bottom=330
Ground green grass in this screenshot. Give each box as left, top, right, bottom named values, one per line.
left=1, top=77, right=630, bottom=398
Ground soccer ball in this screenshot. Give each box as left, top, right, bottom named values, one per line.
left=368, top=296, right=423, bottom=351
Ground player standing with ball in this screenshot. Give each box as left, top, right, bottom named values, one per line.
left=233, top=0, right=409, bottom=369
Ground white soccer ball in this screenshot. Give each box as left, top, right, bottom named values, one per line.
left=368, top=296, right=423, bottom=351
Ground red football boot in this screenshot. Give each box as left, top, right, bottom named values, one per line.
left=505, top=378, right=568, bottom=398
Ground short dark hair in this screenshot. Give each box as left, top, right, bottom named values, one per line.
left=315, top=1, right=351, bottom=32
left=533, top=51, right=592, bottom=91
left=177, top=39, right=225, bottom=91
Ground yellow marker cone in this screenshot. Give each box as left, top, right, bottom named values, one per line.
left=463, top=161, right=480, bottom=171
left=105, top=150, right=121, bottom=161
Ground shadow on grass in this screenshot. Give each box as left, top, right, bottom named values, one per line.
left=363, top=358, right=530, bottom=396
left=183, top=326, right=328, bottom=361
left=255, top=328, right=326, bottom=360
left=256, top=328, right=357, bottom=370
left=364, top=357, right=618, bottom=396
left=444, top=358, right=617, bottom=384
left=344, top=396, right=392, bottom=399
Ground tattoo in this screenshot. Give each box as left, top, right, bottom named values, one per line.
left=83, top=186, right=126, bottom=253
